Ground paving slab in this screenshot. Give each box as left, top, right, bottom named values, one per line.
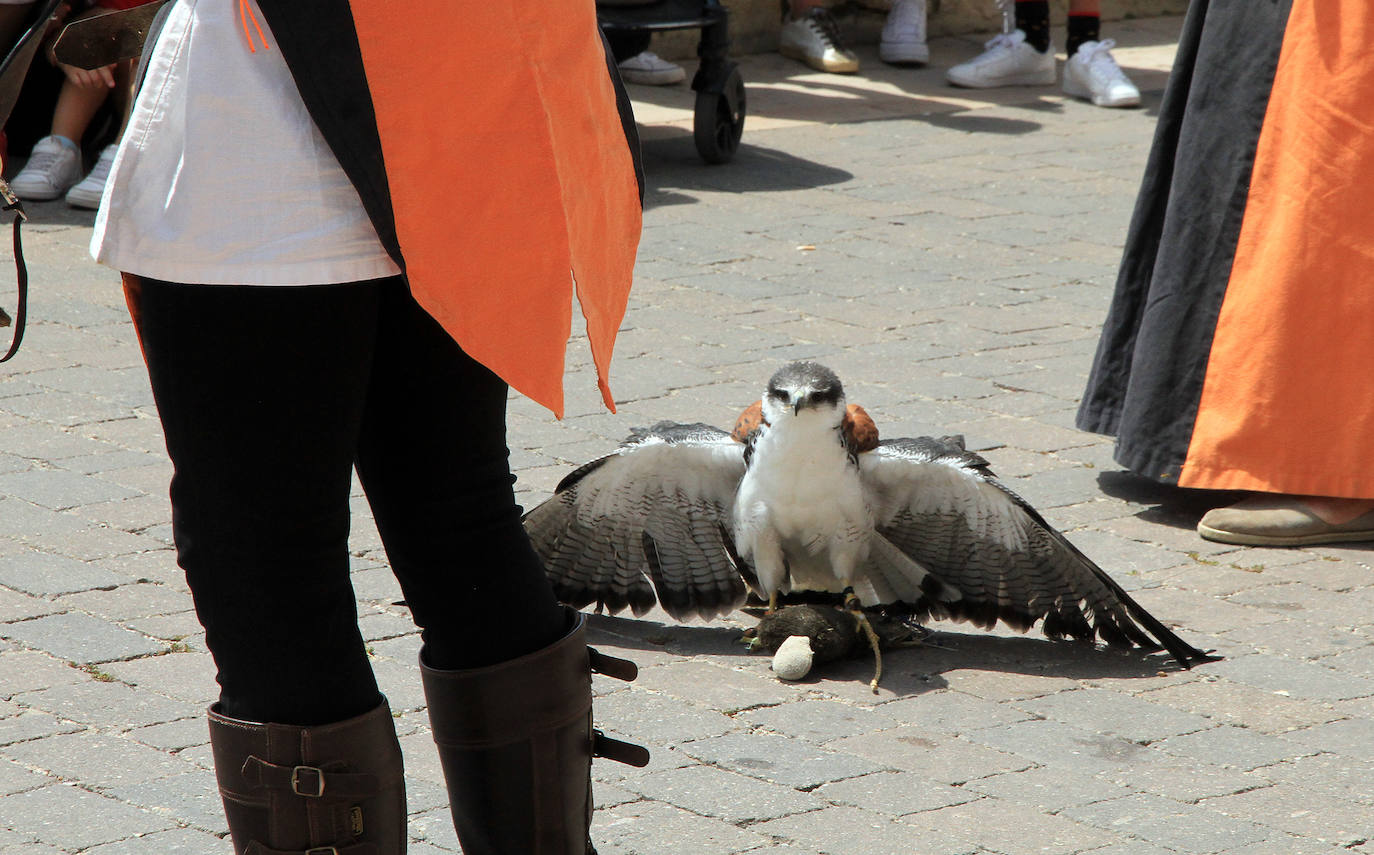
left=2, top=17, right=1371, bottom=855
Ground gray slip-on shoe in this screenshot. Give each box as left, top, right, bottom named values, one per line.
left=1198, top=499, right=1374, bottom=547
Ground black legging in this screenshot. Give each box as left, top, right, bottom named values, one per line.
left=125, top=275, right=567, bottom=726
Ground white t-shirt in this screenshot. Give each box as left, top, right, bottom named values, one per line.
left=90, top=0, right=402, bottom=285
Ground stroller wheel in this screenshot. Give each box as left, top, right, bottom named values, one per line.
left=693, top=65, right=745, bottom=164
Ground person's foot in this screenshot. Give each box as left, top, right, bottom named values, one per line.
left=617, top=51, right=686, bottom=86
left=8, top=135, right=83, bottom=201
left=1197, top=495, right=1374, bottom=547
left=1062, top=39, right=1141, bottom=107
left=65, top=143, right=118, bottom=210
left=946, top=29, right=1055, bottom=89
left=879, top=0, right=928, bottom=66
left=779, top=8, right=860, bottom=74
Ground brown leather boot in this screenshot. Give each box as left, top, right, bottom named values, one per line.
left=207, top=699, right=407, bottom=855
left=420, top=610, right=647, bottom=855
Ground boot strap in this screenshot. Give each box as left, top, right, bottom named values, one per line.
left=245, top=843, right=378, bottom=855
left=588, top=647, right=637, bottom=682
left=241, top=756, right=379, bottom=798
left=593, top=729, right=649, bottom=767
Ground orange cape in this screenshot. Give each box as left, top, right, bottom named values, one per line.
left=349, top=2, right=641, bottom=417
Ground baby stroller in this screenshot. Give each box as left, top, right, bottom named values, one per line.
left=599, top=0, right=746, bottom=164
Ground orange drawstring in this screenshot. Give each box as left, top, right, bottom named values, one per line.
left=239, top=0, right=269, bottom=53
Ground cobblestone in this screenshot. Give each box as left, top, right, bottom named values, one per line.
left=3, top=20, right=1371, bottom=854
left=0, top=551, right=128, bottom=597
left=1, top=612, right=164, bottom=664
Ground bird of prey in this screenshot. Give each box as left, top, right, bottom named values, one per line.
left=524, top=361, right=1215, bottom=687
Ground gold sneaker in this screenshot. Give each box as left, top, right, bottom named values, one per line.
left=780, top=9, right=860, bottom=74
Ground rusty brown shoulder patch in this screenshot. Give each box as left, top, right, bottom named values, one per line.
left=732, top=399, right=765, bottom=443
left=843, top=404, right=879, bottom=453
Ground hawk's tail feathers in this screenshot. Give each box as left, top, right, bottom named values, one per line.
left=863, top=537, right=963, bottom=607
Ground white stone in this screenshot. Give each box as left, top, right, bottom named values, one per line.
left=772, top=635, right=814, bottom=681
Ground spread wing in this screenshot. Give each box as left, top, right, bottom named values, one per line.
left=523, top=422, right=752, bottom=621
left=858, top=436, right=1216, bottom=667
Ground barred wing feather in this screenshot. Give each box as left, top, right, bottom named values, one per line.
left=859, top=437, right=1215, bottom=667
left=523, top=422, right=750, bottom=622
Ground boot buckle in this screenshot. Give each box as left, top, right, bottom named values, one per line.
left=292, top=765, right=326, bottom=797
left=305, top=848, right=339, bottom=855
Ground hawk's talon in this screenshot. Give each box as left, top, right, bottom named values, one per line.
left=739, top=627, right=765, bottom=651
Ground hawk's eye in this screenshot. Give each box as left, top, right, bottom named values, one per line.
left=775, top=389, right=790, bottom=404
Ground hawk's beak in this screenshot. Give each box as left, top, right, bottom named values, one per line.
left=793, top=396, right=806, bottom=416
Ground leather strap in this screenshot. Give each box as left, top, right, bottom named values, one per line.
left=588, top=646, right=638, bottom=682
left=240, top=756, right=380, bottom=799
left=0, top=0, right=63, bottom=366
left=593, top=729, right=649, bottom=768
left=0, top=189, right=26, bottom=364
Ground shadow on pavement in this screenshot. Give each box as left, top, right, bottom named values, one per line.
left=588, top=610, right=1197, bottom=695
left=889, top=628, right=1197, bottom=680
left=15, top=197, right=98, bottom=227
left=623, top=45, right=1172, bottom=131
left=918, top=110, right=1043, bottom=134
left=639, top=135, right=854, bottom=208
left=589, top=611, right=756, bottom=657
left=1095, top=469, right=1241, bottom=529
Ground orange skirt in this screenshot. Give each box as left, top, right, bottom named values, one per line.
left=1079, top=0, right=1374, bottom=499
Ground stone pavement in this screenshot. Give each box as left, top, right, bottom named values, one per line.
left=2, top=17, right=1371, bottom=855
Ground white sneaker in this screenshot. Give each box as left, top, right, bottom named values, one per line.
left=617, top=51, right=686, bottom=86
left=880, top=0, right=928, bottom=65
left=64, top=143, right=118, bottom=210
left=779, top=9, right=859, bottom=74
left=1063, top=39, right=1141, bottom=107
left=8, top=135, right=83, bottom=201
left=946, top=29, right=1056, bottom=89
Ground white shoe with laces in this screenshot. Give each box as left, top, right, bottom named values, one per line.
left=779, top=8, right=859, bottom=74
left=65, top=143, right=118, bottom=210
left=879, top=0, right=928, bottom=66
left=946, top=29, right=1055, bottom=89
left=617, top=51, right=686, bottom=86
left=1063, top=39, right=1141, bottom=107
left=8, top=135, right=83, bottom=201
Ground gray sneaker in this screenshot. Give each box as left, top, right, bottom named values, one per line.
left=1062, top=39, right=1141, bottom=107
left=65, top=143, right=118, bottom=210
left=946, top=29, right=1055, bottom=89
left=880, top=0, right=928, bottom=66
left=9, top=135, right=83, bottom=201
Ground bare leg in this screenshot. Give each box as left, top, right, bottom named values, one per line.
left=50, top=78, right=111, bottom=144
